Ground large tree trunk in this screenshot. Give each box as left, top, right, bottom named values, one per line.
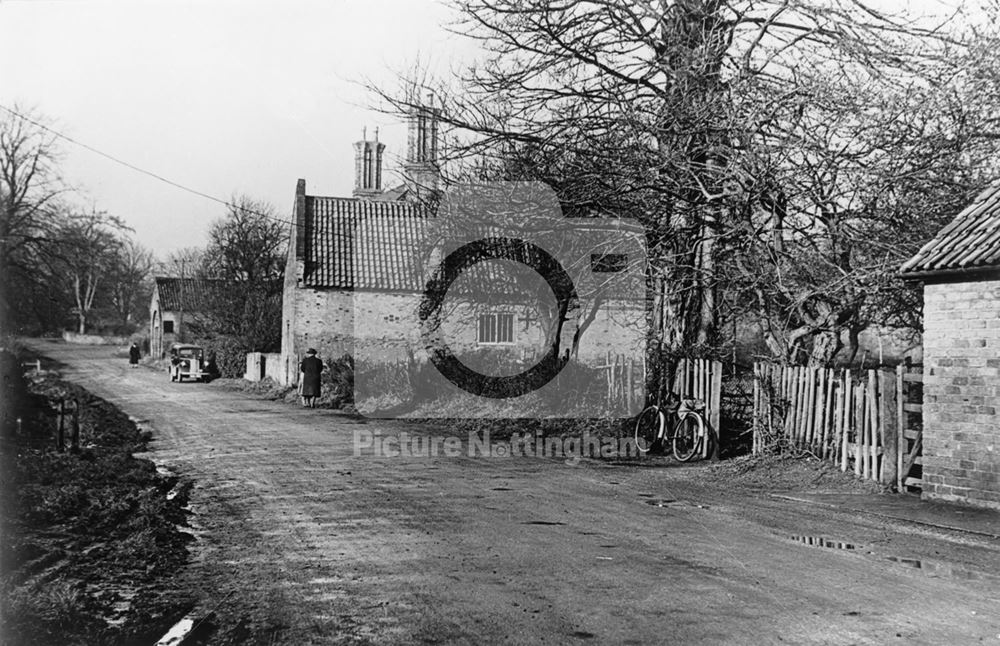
left=808, top=330, right=842, bottom=367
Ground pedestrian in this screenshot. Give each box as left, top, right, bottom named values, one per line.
left=128, top=342, right=140, bottom=368
left=299, top=348, right=323, bottom=408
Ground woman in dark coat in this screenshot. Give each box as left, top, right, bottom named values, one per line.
left=299, top=349, right=323, bottom=408
left=128, top=343, right=140, bottom=368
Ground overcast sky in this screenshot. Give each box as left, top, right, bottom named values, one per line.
left=0, top=0, right=962, bottom=257
left=0, top=0, right=474, bottom=256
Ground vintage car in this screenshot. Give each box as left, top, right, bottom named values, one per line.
left=169, top=344, right=207, bottom=382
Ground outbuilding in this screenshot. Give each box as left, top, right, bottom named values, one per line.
left=901, top=181, right=1000, bottom=509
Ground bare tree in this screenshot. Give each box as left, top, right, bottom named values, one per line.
left=0, top=105, right=67, bottom=333
left=205, top=195, right=287, bottom=283
left=373, top=0, right=1000, bottom=367
left=156, top=247, right=209, bottom=279
left=107, top=235, right=154, bottom=327
left=53, top=211, right=126, bottom=334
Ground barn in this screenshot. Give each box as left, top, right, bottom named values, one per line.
left=901, top=180, right=1000, bottom=510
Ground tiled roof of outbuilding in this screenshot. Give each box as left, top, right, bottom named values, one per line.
left=154, top=277, right=228, bottom=311
left=901, top=181, right=1000, bottom=277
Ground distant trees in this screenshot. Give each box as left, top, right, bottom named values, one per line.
left=205, top=195, right=286, bottom=283
left=0, top=106, right=154, bottom=336
left=53, top=211, right=127, bottom=334
left=0, top=105, right=65, bottom=334
left=106, top=235, right=153, bottom=327
left=182, top=195, right=287, bottom=375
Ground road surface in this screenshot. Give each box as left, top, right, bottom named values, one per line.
left=31, top=341, right=1000, bottom=645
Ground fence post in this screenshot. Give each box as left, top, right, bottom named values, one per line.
left=709, top=360, right=722, bottom=461
left=752, top=363, right=760, bottom=455
left=70, top=398, right=81, bottom=453
left=896, top=364, right=905, bottom=492
left=57, top=400, right=65, bottom=452
left=880, top=368, right=899, bottom=488
left=840, top=368, right=853, bottom=472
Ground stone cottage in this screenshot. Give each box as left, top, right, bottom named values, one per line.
left=901, top=180, right=1000, bottom=510
left=278, top=107, right=646, bottom=388
left=149, top=277, right=225, bottom=358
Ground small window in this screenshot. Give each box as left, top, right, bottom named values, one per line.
left=477, top=313, right=515, bottom=345
left=591, top=253, right=629, bottom=273
left=163, top=320, right=175, bottom=334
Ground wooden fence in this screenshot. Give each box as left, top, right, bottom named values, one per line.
left=601, top=355, right=721, bottom=439
left=599, top=353, right=644, bottom=414
left=753, top=363, right=922, bottom=489
left=672, top=358, right=722, bottom=442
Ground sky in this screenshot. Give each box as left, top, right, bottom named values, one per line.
left=0, top=0, right=965, bottom=258
left=0, top=0, right=475, bottom=256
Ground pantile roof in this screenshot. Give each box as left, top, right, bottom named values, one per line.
left=154, top=277, right=228, bottom=311
left=901, top=181, right=1000, bottom=277
left=297, top=190, right=648, bottom=297
left=302, top=197, right=427, bottom=290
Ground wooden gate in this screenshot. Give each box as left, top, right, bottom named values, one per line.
left=896, top=365, right=923, bottom=492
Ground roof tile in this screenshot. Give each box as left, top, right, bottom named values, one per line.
left=901, top=181, right=1000, bottom=275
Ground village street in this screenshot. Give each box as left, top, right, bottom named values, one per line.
left=30, top=340, right=1000, bottom=645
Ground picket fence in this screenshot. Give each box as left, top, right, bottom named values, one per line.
left=752, top=363, right=922, bottom=489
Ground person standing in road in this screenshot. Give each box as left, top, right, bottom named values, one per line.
left=128, top=342, right=140, bottom=368
left=299, top=349, right=323, bottom=408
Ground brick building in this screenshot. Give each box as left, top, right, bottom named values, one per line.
left=901, top=181, right=1000, bottom=510
left=149, top=277, right=226, bottom=358
left=278, top=106, right=646, bottom=387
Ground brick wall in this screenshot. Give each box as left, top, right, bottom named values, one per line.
left=280, top=282, right=646, bottom=386
left=921, top=278, right=1000, bottom=510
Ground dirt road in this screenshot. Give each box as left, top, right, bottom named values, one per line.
left=32, top=341, right=1000, bottom=645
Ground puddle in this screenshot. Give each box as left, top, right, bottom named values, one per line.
left=884, top=556, right=1000, bottom=582
left=491, top=487, right=513, bottom=491
left=155, top=614, right=196, bottom=646
left=636, top=493, right=653, bottom=497
left=522, top=520, right=566, bottom=526
left=789, top=535, right=857, bottom=550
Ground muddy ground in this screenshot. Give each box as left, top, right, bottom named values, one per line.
left=10, top=339, right=1000, bottom=645
left=0, top=355, right=194, bottom=645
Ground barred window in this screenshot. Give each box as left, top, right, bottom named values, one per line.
left=477, top=312, right=515, bottom=345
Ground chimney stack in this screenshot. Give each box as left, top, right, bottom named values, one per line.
left=353, top=127, right=385, bottom=199
left=403, top=93, right=442, bottom=199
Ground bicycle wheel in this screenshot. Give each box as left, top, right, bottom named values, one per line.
left=672, top=412, right=704, bottom=462
left=634, top=405, right=665, bottom=453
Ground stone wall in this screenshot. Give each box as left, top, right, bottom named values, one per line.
left=62, top=331, right=131, bottom=346
left=921, top=278, right=1000, bottom=510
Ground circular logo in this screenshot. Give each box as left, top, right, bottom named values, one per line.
left=419, top=237, right=578, bottom=398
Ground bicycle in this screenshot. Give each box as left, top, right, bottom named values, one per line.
left=634, top=396, right=712, bottom=461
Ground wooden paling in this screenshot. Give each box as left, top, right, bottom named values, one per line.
left=751, top=361, right=920, bottom=489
